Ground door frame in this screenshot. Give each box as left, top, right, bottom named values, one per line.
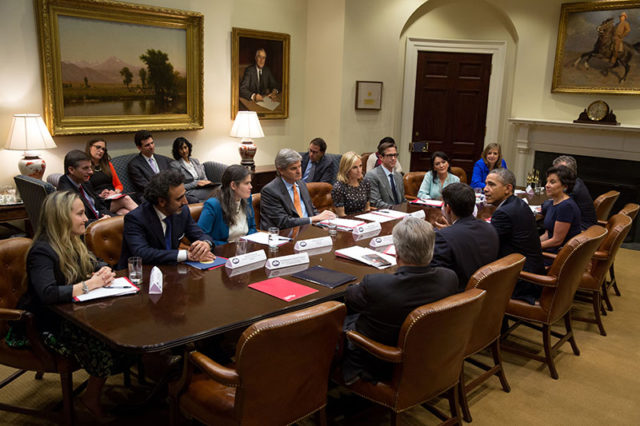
left=400, top=38, right=507, bottom=169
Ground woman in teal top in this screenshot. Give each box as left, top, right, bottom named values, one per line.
left=417, top=151, right=460, bottom=200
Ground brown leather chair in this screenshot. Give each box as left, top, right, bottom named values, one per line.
left=188, top=202, right=204, bottom=222
left=170, top=301, right=346, bottom=426
left=361, top=152, right=374, bottom=175
left=403, top=171, right=426, bottom=201
left=0, top=238, right=77, bottom=425
left=606, top=203, right=639, bottom=300
left=252, top=193, right=261, bottom=231
left=307, top=182, right=334, bottom=212
left=503, top=226, right=607, bottom=379
left=593, top=190, right=620, bottom=225
left=573, top=214, right=632, bottom=336
left=460, top=253, right=525, bottom=422
left=336, top=289, right=486, bottom=426
left=451, top=166, right=467, bottom=184
left=84, top=215, right=124, bottom=267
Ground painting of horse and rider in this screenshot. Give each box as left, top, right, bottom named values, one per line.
left=553, top=1, right=640, bottom=94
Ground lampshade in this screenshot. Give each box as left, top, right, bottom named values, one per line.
left=5, top=114, right=57, bottom=151
left=230, top=111, right=264, bottom=139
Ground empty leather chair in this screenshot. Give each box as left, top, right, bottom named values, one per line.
left=360, top=152, right=373, bottom=175
left=451, top=166, right=468, bottom=184
left=203, top=161, right=227, bottom=184
left=188, top=202, right=203, bottom=222
left=252, top=193, right=261, bottom=231
left=403, top=171, right=426, bottom=201
left=14, top=175, right=56, bottom=232
left=606, top=203, right=639, bottom=300
left=84, top=215, right=124, bottom=267
left=593, top=190, right=620, bottom=225
left=307, top=182, right=334, bottom=212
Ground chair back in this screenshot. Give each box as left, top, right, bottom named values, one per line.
left=593, top=190, right=620, bottom=222
left=111, top=154, right=138, bottom=194
left=0, top=238, right=31, bottom=338
left=46, top=173, right=63, bottom=189
left=586, top=214, right=632, bottom=288
left=403, top=171, right=426, bottom=200
left=392, top=289, right=485, bottom=411
left=233, top=301, right=346, bottom=426
left=188, top=203, right=203, bottom=222
left=325, top=153, right=342, bottom=183
left=252, top=193, right=261, bottom=231
left=540, top=226, right=608, bottom=322
left=464, top=254, right=525, bottom=356
left=451, top=166, right=467, bottom=184
left=306, top=182, right=334, bottom=212
left=619, top=203, right=639, bottom=221
left=84, top=216, right=124, bottom=267
left=203, top=161, right=227, bottom=184
left=360, top=152, right=373, bottom=174
left=14, top=175, right=56, bottom=232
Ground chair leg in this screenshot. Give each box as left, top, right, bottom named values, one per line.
left=490, top=339, right=511, bottom=392
left=35, top=371, right=44, bottom=380
left=602, top=280, right=614, bottom=312
left=59, top=370, right=75, bottom=426
left=389, top=410, right=397, bottom=426
left=315, top=407, right=327, bottom=426
left=447, top=384, right=462, bottom=426
left=609, top=264, right=621, bottom=296
left=458, top=368, right=472, bottom=423
left=564, top=312, right=580, bottom=356
left=592, top=291, right=607, bottom=336
left=542, top=324, right=559, bottom=380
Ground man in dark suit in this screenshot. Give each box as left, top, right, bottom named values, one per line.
left=364, top=141, right=405, bottom=209
left=342, top=216, right=458, bottom=384
left=117, top=169, right=214, bottom=269
left=485, top=168, right=545, bottom=304
left=239, top=48, right=280, bottom=102
left=300, top=138, right=335, bottom=183
left=431, top=183, right=499, bottom=291
left=127, top=130, right=173, bottom=201
left=553, top=155, right=597, bottom=230
left=58, top=150, right=113, bottom=223
left=260, top=148, right=335, bottom=230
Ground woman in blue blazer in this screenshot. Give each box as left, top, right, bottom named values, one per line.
left=198, top=165, right=257, bottom=245
left=470, top=143, right=507, bottom=189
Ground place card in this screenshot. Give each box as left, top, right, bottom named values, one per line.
left=410, top=209, right=426, bottom=219
left=369, top=234, right=394, bottom=248
left=225, top=249, right=267, bottom=269
left=266, top=263, right=310, bottom=278
left=265, top=252, right=310, bottom=270
left=295, top=244, right=333, bottom=256
left=294, top=236, right=332, bottom=251
left=352, top=229, right=381, bottom=241
left=225, top=260, right=266, bottom=277
left=149, top=266, right=163, bottom=294
left=353, top=221, right=382, bottom=235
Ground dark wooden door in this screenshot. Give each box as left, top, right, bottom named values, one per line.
left=410, top=51, right=491, bottom=180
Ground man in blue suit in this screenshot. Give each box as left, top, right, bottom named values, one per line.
left=118, top=169, right=214, bottom=269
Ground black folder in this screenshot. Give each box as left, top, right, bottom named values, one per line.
left=292, top=265, right=357, bottom=289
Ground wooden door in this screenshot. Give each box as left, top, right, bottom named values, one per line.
left=410, top=51, right=491, bottom=180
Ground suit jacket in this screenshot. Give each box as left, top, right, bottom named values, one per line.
left=571, top=177, right=597, bottom=230
left=365, top=165, right=405, bottom=209
left=431, top=215, right=499, bottom=291
left=300, top=152, right=335, bottom=184
left=198, top=196, right=257, bottom=246
left=239, top=65, right=279, bottom=100
left=170, top=158, right=207, bottom=190
left=58, top=174, right=112, bottom=222
left=260, top=177, right=317, bottom=230
left=127, top=153, right=173, bottom=198
left=117, top=202, right=212, bottom=269
left=342, top=265, right=458, bottom=382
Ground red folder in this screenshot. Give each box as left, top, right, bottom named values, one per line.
left=249, top=277, right=318, bottom=302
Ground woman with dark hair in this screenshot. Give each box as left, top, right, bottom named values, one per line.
left=197, top=165, right=257, bottom=245
left=85, top=138, right=137, bottom=214
left=170, top=137, right=215, bottom=203
left=417, top=151, right=460, bottom=200
left=470, top=143, right=507, bottom=189
left=540, top=165, right=582, bottom=255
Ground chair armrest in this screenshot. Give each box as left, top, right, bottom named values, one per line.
left=346, top=330, right=402, bottom=363
left=405, top=195, right=417, bottom=201
left=592, top=250, right=609, bottom=260
left=0, top=308, right=27, bottom=321
left=542, top=251, right=557, bottom=260
left=519, top=271, right=558, bottom=287
left=189, top=351, right=239, bottom=386
left=597, top=220, right=607, bottom=227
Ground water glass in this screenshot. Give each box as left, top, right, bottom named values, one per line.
left=268, top=227, right=280, bottom=251
left=327, top=219, right=337, bottom=237
left=236, top=239, right=248, bottom=255
left=128, top=256, right=143, bottom=284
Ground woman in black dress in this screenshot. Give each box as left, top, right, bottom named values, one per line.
left=332, top=151, right=371, bottom=216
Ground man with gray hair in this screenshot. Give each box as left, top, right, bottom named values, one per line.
left=260, top=148, right=335, bottom=229
left=341, top=216, right=458, bottom=384
left=552, top=155, right=596, bottom=230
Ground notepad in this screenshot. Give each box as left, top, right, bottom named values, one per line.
left=73, top=277, right=139, bottom=302
left=185, top=257, right=227, bottom=270
left=248, top=277, right=318, bottom=302
left=292, top=265, right=356, bottom=289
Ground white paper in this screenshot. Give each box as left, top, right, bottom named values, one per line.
left=353, top=221, right=382, bottom=235
left=412, top=199, right=444, bottom=207
left=530, top=205, right=542, bottom=214
left=372, top=209, right=409, bottom=219
left=226, top=249, right=267, bottom=269
left=149, top=266, right=163, bottom=294
left=514, top=189, right=526, bottom=195
left=73, top=277, right=138, bottom=302
left=335, top=246, right=397, bottom=269
left=265, top=252, right=310, bottom=270
left=355, top=212, right=395, bottom=223
left=241, top=232, right=290, bottom=246
left=369, top=234, right=394, bottom=248
left=294, top=236, right=332, bottom=251
left=319, top=218, right=365, bottom=231
left=410, top=209, right=426, bottom=219
left=383, top=245, right=397, bottom=257
left=256, top=97, right=280, bottom=111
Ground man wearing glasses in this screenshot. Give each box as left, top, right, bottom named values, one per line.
left=364, top=140, right=405, bottom=209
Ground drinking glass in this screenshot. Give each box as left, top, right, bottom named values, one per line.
left=236, top=239, right=248, bottom=255
left=327, top=219, right=337, bottom=237
left=268, top=227, right=280, bottom=252
left=128, top=256, right=143, bottom=284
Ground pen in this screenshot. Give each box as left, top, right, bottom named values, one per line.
left=105, top=286, right=132, bottom=289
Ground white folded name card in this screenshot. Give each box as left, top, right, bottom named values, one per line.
left=266, top=263, right=310, bottom=278
left=369, top=234, right=394, bottom=248
left=149, top=266, right=163, bottom=294
left=226, top=249, right=267, bottom=269
left=353, top=229, right=381, bottom=241
left=410, top=209, right=426, bottom=219
left=226, top=260, right=266, bottom=277
left=353, top=221, right=382, bottom=235
left=265, top=252, right=310, bottom=270
left=294, top=236, right=332, bottom=251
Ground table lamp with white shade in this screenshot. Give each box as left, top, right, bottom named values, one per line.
left=5, top=114, right=57, bottom=180
left=230, top=111, right=264, bottom=170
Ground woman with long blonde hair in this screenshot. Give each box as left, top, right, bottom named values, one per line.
left=332, top=151, right=371, bottom=216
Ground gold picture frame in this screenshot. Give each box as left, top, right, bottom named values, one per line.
left=552, top=1, right=640, bottom=94
left=35, top=0, right=204, bottom=135
left=231, top=27, right=290, bottom=120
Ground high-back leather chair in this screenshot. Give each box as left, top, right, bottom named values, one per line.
left=170, top=301, right=346, bottom=426
left=604, top=203, right=639, bottom=302
left=337, top=289, right=486, bottom=426
left=403, top=171, right=426, bottom=201
left=46, top=173, right=63, bottom=189
left=307, top=182, right=334, bottom=212
left=188, top=203, right=203, bottom=222
left=451, top=166, right=468, bottom=184
left=593, top=190, right=620, bottom=225
left=252, top=193, right=261, bottom=231
left=503, top=226, right=607, bottom=379
left=619, top=203, right=639, bottom=221
left=14, top=175, right=56, bottom=232
left=360, top=152, right=373, bottom=175
left=203, top=161, right=227, bottom=184
left=460, top=253, right=525, bottom=422
left=575, top=214, right=632, bottom=335
left=111, top=154, right=138, bottom=195
left=0, top=237, right=77, bottom=424
left=84, top=215, right=124, bottom=267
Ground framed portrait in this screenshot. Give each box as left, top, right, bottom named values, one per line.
left=231, top=27, right=290, bottom=120
left=355, top=81, right=383, bottom=110
left=552, top=1, right=640, bottom=94
left=35, top=0, right=204, bottom=135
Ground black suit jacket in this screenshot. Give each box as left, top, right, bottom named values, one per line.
left=571, top=177, right=597, bottom=230
left=58, top=174, right=112, bottom=222
left=239, top=65, right=279, bottom=100
left=259, top=177, right=317, bottom=230
left=117, top=202, right=212, bottom=269
left=431, top=215, right=499, bottom=292
left=127, top=154, right=173, bottom=198
left=300, top=152, right=335, bottom=183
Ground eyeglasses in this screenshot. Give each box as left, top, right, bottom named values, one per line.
left=92, top=145, right=106, bottom=151
left=383, top=153, right=399, bottom=158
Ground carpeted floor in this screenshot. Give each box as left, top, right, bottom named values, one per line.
left=1, top=248, right=639, bottom=425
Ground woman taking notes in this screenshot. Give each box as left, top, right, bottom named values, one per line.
left=417, top=151, right=459, bottom=200
left=540, top=166, right=582, bottom=255
left=470, top=143, right=507, bottom=189
left=198, top=165, right=257, bottom=245
left=332, top=151, right=371, bottom=216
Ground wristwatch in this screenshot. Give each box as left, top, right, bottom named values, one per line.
left=82, top=281, right=89, bottom=294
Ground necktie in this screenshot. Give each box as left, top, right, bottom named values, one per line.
left=303, top=162, right=315, bottom=183
left=293, top=184, right=303, bottom=217
left=163, top=217, right=172, bottom=250
left=149, top=157, right=159, bottom=174
left=389, top=173, right=400, bottom=205
left=78, top=185, right=99, bottom=218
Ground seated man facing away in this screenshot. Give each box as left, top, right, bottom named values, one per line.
left=431, top=182, right=499, bottom=291
left=484, top=168, right=545, bottom=305
left=301, top=137, right=335, bottom=183
left=552, top=155, right=597, bottom=230
left=58, top=150, right=113, bottom=223
left=341, top=216, right=458, bottom=384
left=364, top=140, right=405, bottom=209
left=260, top=148, right=335, bottom=230
left=128, top=130, right=173, bottom=202
left=117, top=169, right=214, bottom=269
